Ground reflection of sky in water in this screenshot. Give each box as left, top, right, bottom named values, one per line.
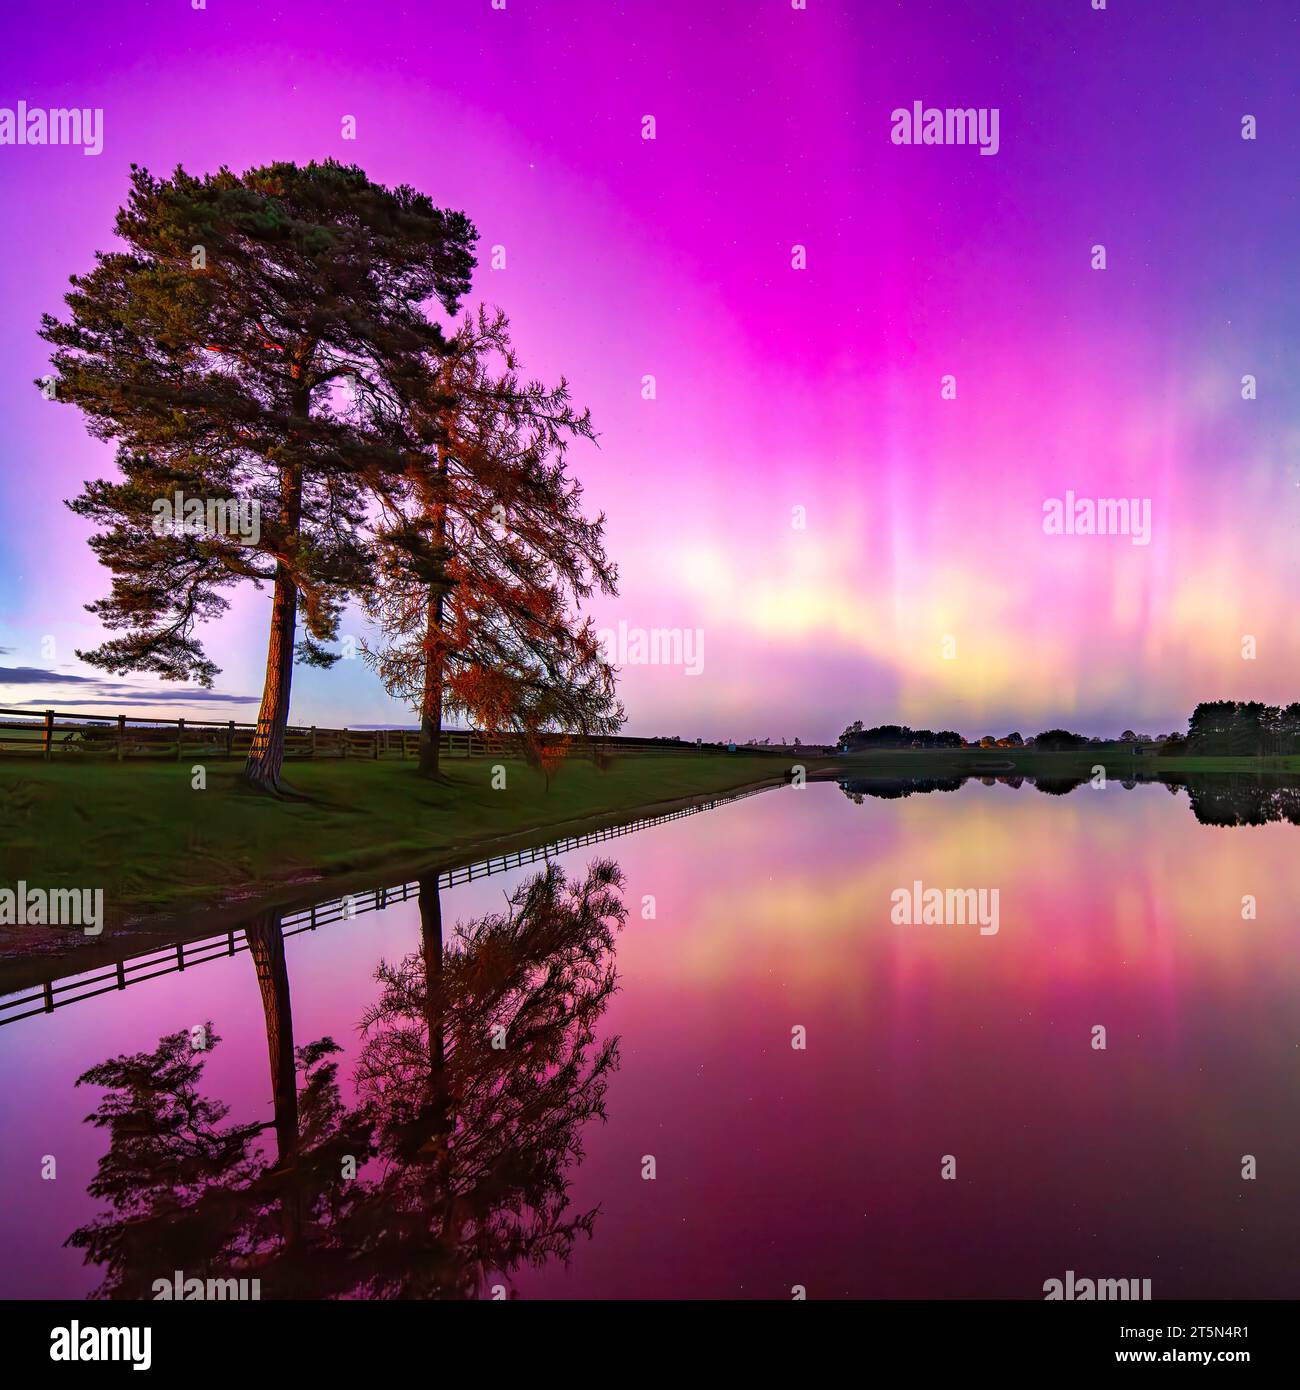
left=3, top=780, right=1298, bottom=1298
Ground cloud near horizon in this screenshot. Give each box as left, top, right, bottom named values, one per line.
left=0, top=666, right=259, bottom=708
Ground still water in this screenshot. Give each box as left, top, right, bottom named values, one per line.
left=2, top=774, right=1298, bottom=1299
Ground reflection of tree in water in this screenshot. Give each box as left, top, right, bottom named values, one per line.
left=838, top=769, right=1300, bottom=825
left=838, top=776, right=965, bottom=803
left=1031, top=774, right=1090, bottom=796
left=1088, top=770, right=1300, bottom=823
left=65, top=859, right=625, bottom=1299
left=64, top=1022, right=368, bottom=1299
left=346, top=857, right=625, bottom=1297
left=1163, top=772, right=1300, bottom=826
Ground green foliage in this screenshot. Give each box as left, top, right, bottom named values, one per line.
left=1031, top=728, right=1091, bottom=751
left=837, top=722, right=962, bottom=750
left=361, top=307, right=622, bottom=757
left=1186, top=701, right=1300, bottom=755
left=40, top=160, right=477, bottom=689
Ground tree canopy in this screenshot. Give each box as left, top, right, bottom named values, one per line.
left=41, top=160, right=478, bottom=789
left=361, top=307, right=621, bottom=776
left=837, top=722, right=962, bottom=750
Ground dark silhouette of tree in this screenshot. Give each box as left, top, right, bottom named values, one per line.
left=1186, top=701, right=1291, bottom=756
left=361, top=307, right=621, bottom=778
left=64, top=1023, right=370, bottom=1299
left=65, top=861, right=626, bottom=1299
left=1279, top=703, right=1300, bottom=752
left=1032, top=773, right=1090, bottom=795
left=834, top=708, right=1300, bottom=759
left=40, top=161, right=477, bottom=792
left=344, top=858, right=625, bottom=1296
left=1172, top=771, right=1300, bottom=825
left=837, top=723, right=962, bottom=751
left=834, top=765, right=1300, bottom=822
left=1031, top=729, right=1091, bottom=751
left=66, top=907, right=373, bottom=1298
left=838, top=775, right=965, bottom=802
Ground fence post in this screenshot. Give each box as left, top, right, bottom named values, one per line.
left=116, top=714, right=126, bottom=762
left=342, top=728, right=348, bottom=760
left=176, top=718, right=185, bottom=761
left=226, top=720, right=234, bottom=759
left=372, top=730, right=379, bottom=760
left=43, top=709, right=53, bottom=761
left=310, top=725, right=317, bottom=758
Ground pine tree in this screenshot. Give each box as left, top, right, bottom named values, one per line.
left=362, top=306, right=622, bottom=778
left=40, top=160, right=477, bottom=791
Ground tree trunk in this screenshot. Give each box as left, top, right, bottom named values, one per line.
left=417, top=588, right=444, bottom=777
left=416, top=430, right=449, bottom=779
left=245, top=555, right=299, bottom=791
left=246, top=365, right=309, bottom=793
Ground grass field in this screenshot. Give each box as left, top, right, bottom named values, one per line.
left=0, top=753, right=827, bottom=943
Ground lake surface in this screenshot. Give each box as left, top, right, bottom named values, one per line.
left=2, top=774, right=1298, bottom=1299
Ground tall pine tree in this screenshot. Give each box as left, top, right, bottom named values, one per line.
left=362, top=307, right=622, bottom=777
left=40, top=160, right=476, bottom=791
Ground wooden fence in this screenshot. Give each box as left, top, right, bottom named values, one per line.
left=0, top=707, right=813, bottom=763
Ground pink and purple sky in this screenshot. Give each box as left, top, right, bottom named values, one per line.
left=1, top=0, right=1297, bottom=740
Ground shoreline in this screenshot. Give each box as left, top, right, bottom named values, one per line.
left=3, top=747, right=1296, bottom=990
left=0, top=756, right=836, bottom=991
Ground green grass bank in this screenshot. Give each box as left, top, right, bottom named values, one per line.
left=3, top=745, right=1296, bottom=978
left=0, top=753, right=831, bottom=956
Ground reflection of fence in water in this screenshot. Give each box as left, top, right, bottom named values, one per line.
left=0, top=784, right=772, bottom=1028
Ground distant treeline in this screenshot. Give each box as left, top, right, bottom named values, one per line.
left=837, top=723, right=963, bottom=750
left=1179, top=701, right=1300, bottom=756
left=838, top=703, right=1300, bottom=756
left=837, top=722, right=1064, bottom=751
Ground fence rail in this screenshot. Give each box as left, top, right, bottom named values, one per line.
left=0, top=784, right=773, bottom=1028
left=0, top=706, right=820, bottom=763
